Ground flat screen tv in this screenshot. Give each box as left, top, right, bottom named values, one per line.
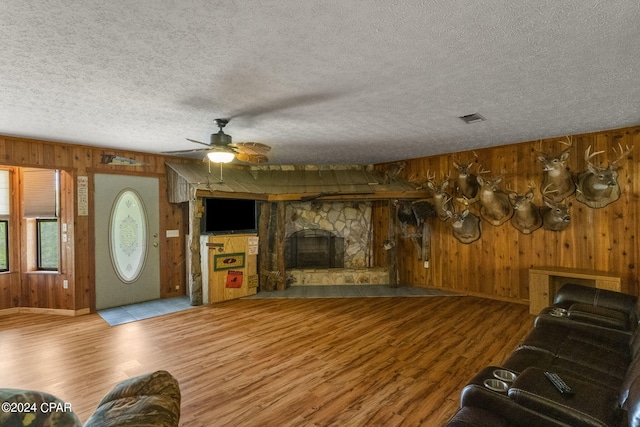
left=201, top=197, right=258, bottom=235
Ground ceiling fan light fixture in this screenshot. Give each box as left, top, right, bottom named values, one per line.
left=166, top=117, right=270, bottom=163
left=207, top=151, right=235, bottom=163
left=210, top=130, right=232, bottom=146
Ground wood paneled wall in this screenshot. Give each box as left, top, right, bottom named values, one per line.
left=3, top=124, right=640, bottom=311
left=374, top=126, right=640, bottom=303
left=0, top=136, right=191, bottom=313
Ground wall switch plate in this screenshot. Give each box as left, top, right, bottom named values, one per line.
left=166, top=229, right=180, bottom=238
left=63, top=280, right=68, bottom=289
left=424, top=261, right=429, bottom=268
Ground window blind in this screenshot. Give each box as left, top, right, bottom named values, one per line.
left=0, top=170, right=9, bottom=218
left=23, top=168, right=58, bottom=218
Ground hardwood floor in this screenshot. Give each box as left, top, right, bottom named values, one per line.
left=0, top=296, right=534, bottom=426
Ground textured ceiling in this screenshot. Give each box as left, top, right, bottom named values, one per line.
left=2, top=1, right=640, bottom=165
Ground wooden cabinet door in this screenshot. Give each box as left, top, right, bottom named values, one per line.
left=207, top=234, right=258, bottom=303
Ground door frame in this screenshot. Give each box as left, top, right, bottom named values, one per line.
left=88, top=171, right=158, bottom=312
left=93, top=173, right=161, bottom=310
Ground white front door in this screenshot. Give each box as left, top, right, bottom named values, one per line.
left=94, top=174, right=161, bottom=310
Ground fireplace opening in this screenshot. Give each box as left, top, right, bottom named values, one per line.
left=285, top=229, right=345, bottom=269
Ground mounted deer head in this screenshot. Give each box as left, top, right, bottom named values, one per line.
left=541, top=185, right=571, bottom=231
left=476, top=173, right=513, bottom=226
left=445, top=205, right=481, bottom=244
left=452, top=153, right=480, bottom=203
left=383, top=161, right=406, bottom=184
left=426, top=171, right=453, bottom=222
left=576, top=144, right=633, bottom=208
left=535, top=137, right=575, bottom=202
left=508, top=184, right=542, bottom=234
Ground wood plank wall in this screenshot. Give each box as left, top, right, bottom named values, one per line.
left=373, top=125, right=640, bottom=303
left=0, top=135, right=191, bottom=313
left=3, top=125, right=640, bottom=311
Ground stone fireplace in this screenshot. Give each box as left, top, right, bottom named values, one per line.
left=284, top=201, right=387, bottom=285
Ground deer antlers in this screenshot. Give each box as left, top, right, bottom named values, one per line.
left=535, top=136, right=573, bottom=157
left=611, top=143, right=633, bottom=168
left=584, top=143, right=632, bottom=169
left=541, top=183, right=559, bottom=201
left=559, top=135, right=573, bottom=150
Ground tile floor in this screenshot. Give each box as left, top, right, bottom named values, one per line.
left=98, top=296, right=194, bottom=326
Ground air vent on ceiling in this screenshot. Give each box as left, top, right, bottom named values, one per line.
left=459, top=113, right=486, bottom=124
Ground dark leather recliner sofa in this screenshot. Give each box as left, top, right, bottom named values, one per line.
left=444, top=283, right=640, bottom=427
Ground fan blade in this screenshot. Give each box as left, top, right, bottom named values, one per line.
left=186, top=138, right=211, bottom=147
left=162, top=136, right=230, bottom=155
left=236, top=152, right=269, bottom=163
left=228, top=92, right=340, bottom=120
left=231, top=142, right=271, bottom=155
left=162, top=147, right=211, bottom=154
left=222, top=145, right=239, bottom=154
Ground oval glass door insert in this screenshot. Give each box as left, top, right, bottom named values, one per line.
left=109, top=189, right=148, bottom=283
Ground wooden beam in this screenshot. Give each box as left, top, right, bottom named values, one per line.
left=266, top=190, right=428, bottom=202
left=257, top=202, right=274, bottom=291
left=276, top=202, right=286, bottom=291
left=193, top=189, right=428, bottom=202
left=194, top=189, right=269, bottom=200
left=188, top=196, right=203, bottom=305
left=387, top=200, right=398, bottom=288
left=422, top=221, right=431, bottom=262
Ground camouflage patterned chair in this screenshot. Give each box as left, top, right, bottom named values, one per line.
left=0, top=389, right=83, bottom=427
left=84, top=370, right=180, bottom=427
left=0, top=370, right=180, bottom=427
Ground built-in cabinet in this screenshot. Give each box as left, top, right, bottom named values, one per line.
left=528, top=266, right=622, bottom=314
left=206, top=234, right=258, bottom=303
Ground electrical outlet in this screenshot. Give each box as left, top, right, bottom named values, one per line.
left=63, top=280, right=68, bottom=289
left=424, top=260, right=429, bottom=268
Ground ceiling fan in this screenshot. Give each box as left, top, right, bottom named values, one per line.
left=164, top=118, right=271, bottom=163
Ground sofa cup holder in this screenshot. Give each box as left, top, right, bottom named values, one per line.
left=493, top=369, right=517, bottom=382
left=549, top=308, right=569, bottom=317
left=483, top=378, right=509, bottom=393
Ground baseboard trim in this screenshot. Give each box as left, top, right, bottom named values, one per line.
left=437, top=287, right=529, bottom=306
left=0, top=307, right=90, bottom=317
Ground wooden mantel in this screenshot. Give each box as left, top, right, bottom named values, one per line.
left=166, top=162, right=427, bottom=202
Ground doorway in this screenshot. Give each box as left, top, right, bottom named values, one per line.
left=94, top=174, right=160, bottom=310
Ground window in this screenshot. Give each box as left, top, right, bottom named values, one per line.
left=0, top=170, right=9, bottom=272
left=0, top=220, right=7, bottom=272
left=23, top=168, right=59, bottom=271
left=37, top=219, right=59, bottom=270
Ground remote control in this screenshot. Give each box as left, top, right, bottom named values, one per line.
left=545, top=371, right=574, bottom=396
